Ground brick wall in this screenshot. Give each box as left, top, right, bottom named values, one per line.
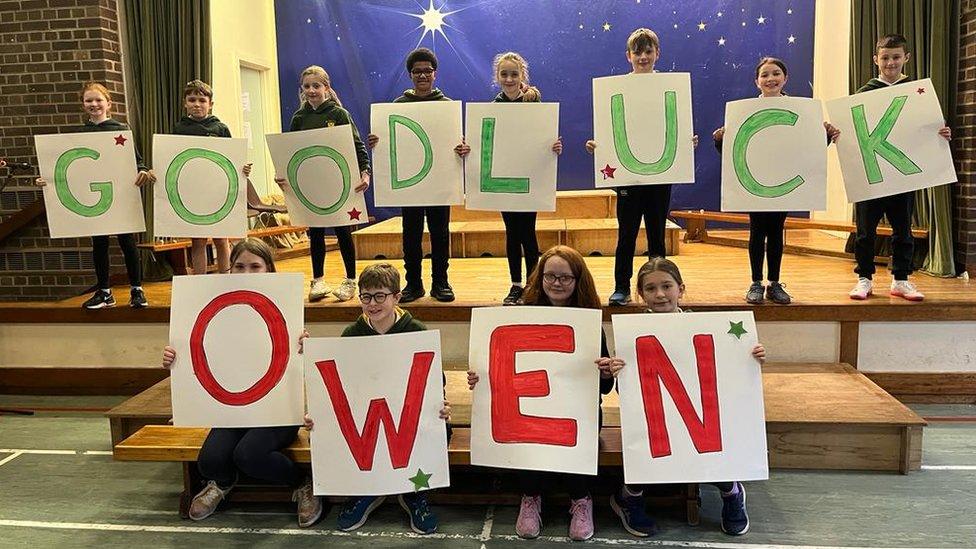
left=955, top=0, right=976, bottom=276
left=0, top=0, right=131, bottom=300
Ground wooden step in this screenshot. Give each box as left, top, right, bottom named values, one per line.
left=450, top=189, right=617, bottom=221
left=565, top=218, right=681, bottom=257
left=453, top=219, right=564, bottom=257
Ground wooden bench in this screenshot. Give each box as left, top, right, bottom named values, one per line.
left=138, top=225, right=309, bottom=275
left=671, top=210, right=928, bottom=243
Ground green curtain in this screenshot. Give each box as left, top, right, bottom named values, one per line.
left=121, top=0, right=211, bottom=281
left=850, top=0, right=960, bottom=276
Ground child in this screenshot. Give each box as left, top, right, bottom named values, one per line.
left=491, top=51, right=563, bottom=305
left=305, top=263, right=452, bottom=534
left=35, top=82, right=155, bottom=309
left=599, top=257, right=765, bottom=537
left=712, top=58, right=841, bottom=305
left=276, top=65, right=370, bottom=303
left=585, top=28, right=698, bottom=306
left=161, top=238, right=321, bottom=527
left=467, top=245, right=615, bottom=541
left=366, top=47, right=470, bottom=303
left=172, top=79, right=253, bottom=276
left=848, top=34, right=952, bottom=302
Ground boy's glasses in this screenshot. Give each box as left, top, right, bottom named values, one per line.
left=359, top=291, right=394, bottom=304
left=410, top=68, right=435, bottom=76
left=542, top=273, right=576, bottom=285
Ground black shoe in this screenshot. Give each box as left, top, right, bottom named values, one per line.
left=503, top=285, right=524, bottom=305
left=400, top=285, right=425, bottom=303
left=431, top=283, right=455, bottom=302
left=746, top=282, right=765, bottom=304
left=609, top=289, right=631, bottom=306
left=130, top=287, right=148, bottom=308
left=82, top=290, right=116, bottom=309
left=766, top=282, right=792, bottom=305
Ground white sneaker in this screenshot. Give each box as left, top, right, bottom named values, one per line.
left=849, top=277, right=873, bottom=300
left=890, top=280, right=924, bottom=301
left=333, top=278, right=357, bottom=302
left=188, top=480, right=232, bottom=521
left=308, top=279, right=332, bottom=302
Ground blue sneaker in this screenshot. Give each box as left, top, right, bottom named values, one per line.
left=609, top=289, right=632, bottom=306
left=336, top=495, right=385, bottom=531
left=398, top=492, right=438, bottom=534
left=720, top=482, right=749, bottom=535
left=610, top=490, right=657, bottom=536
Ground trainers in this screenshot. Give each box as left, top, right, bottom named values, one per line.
left=308, top=279, right=332, bottom=302
left=849, top=277, right=873, bottom=300
left=129, top=287, right=148, bottom=308
left=890, top=280, right=924, bottom=302
left=745, top=282, right=764, bottom=304
left=766, top=282, right=791, bottom=305
left=515, top=495, right=542, bottom=539
left=609, top=289, right=632, bottom=306
left=431, top=283, right=455, bottom=302
left=188, top=480, right=232, bottom=521
left=397, top=492, right=438, bottom=535
left=293, top=478, right=323, bottom=528
left=82, top=290, right=115, bottom=309
left=568, top=496, right=595, bottom=541
left=610, top=490, right=657, bottom=537
left=336, top=495, right=385, bottom=531
left=400, top=285, right=425, bottom=303
left=503, top=284, right=524, bottom=305
left=720, top=482, right=749, bottom=536
left=333, top=278, right=357, bottom=302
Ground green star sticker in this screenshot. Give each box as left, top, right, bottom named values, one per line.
left=728, top=320, right=748, bottom=340
left=408, top=468, right=432, bottom=491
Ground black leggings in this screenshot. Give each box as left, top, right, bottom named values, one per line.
left=197, top=426, right=305, bottom=489
left=748, top=212, right=787, bottom=282
left=614, top=185, right=673, bottom=290
left=92, top=233, right=141, bottom=289
left=501, top=211, right=540, bottom=283
left=518, top=470, right=590, bottom=501
left=308, top=226, right=356, bottom=280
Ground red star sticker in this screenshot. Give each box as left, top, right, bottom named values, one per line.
left=916, top=87, right=925, bottom=94
left=600, top=164, right=616, bottom=179
left=114, top=134, right=127, bottom=146
left=347, top=207, right=362, bottom=221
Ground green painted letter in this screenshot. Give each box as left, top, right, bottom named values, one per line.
left=732, top=108, right=805, bottom=198
left=389, top=115, right=432, bottom=190
left=611, top=91, right=678, bottom=175
left=165, top=148, right=239, bottom=225
left=286, top=145, right=350, bottom=215
left=480, top=118, right=529, bottom=193
left=53, top=147, right=112, bottom=217
left=851, top=96, right=922, bottom=184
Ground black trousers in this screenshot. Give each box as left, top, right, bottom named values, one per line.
left=92, top=233, right=141, bottom=290
left=518, top=470, right=590, bottom=501
left=308, top=226, right=356, bottom=280
left=501, top=211, right=540, bottom=283
left=402, top=205, right=450, bottom=288
left=854, top=191, right=915, bottom=280
left=614, top=185, right=673, bottom=290
left=748, top=212, right=788, bottom=282
left=197, top=426, right=305, bottom=489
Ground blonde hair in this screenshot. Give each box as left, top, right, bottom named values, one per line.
left=627, top=28, right=660, bottom=54
left=492, top=51, right=540, bottom=102
left=298, top=65, right=342, bottom=107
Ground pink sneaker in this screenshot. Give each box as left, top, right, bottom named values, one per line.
left=849, top=277, right=873, bottom=300
left=515, top=495, right=542, bottom=539
left=890, top=280, right=924, bottom=301
left=568, top=496, right=594, bottom=541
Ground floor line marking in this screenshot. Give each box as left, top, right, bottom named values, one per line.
left=921, top=465, right=976, bottom=471
left=0, top=452, right=23, bottom=468
left=0, top=449, right=77, bottom=455
left=479, top=505, right=494, bottom=541
left=82, top=450, right=114, bottom=456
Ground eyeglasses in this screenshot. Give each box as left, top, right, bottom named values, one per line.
left=359, top=291, right=394, bottom=304
left=542, top=273, right=576, bottom=285
left=410, top=68, right=435, bottom=76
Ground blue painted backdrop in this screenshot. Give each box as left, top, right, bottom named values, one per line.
left=274, top=0, right=815, bottom=220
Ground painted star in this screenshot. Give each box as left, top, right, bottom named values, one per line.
left=717, top=37, right=726, bottom=46
left=602, top=22, right=611, bottom=31
left=600, top=164, right=616, bottom=179
left=113, top=134, right=127, bottom=146
left=757, top=15, right=767, bottom=24
left=788, top=35, right=796, bottom=44
left=409, top=468, right=432, bottom=491
left=728, top=321, right=748, bottom=340
left=917, top=87, right=925, bottom=94
left=347, top=207, right=362, bottom=221
left=697, top=21, right=707, bottom=31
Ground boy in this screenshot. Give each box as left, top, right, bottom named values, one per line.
left=848, top=34, right=952, bottom=301
left=367, top=48, right=469, bottom=303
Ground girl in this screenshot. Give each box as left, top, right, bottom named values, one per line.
left=35, top=82, right=155, bottom=309
left=276, top=65, right=370, bottom=303
left=600, top=257, right=766, bottom=537
left=490, top=52, right=563, bottom=305
left=712, top=57, right=840, bottom=305
left=161, top=238, right=321, bottom=528
left=467, top=245, right=615, bottom=541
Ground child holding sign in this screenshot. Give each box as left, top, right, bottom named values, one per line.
left=35, top=82, right=155, bottom=309
left=161, top=238, right=322, bottom=527
left=467, top=245, right=615, bottom=541
left=600, top=257, right=765, bottom=537
left=491, top=52, right=563, bottom=305
left=277, top=65, right=370, bottom=303
left=848, top=34, right=952, bottom=302
left=712, top=58, right=840, bottom=305
left=585, top=28, right=698, bottom=306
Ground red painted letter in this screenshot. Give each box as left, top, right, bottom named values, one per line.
left=489, top=324, right=578, bottom=446
left=635, top=334, right=722, bottom=457
left=315, top=351, right=433, bottom=471
left=190, top=290, right=290, bottom=406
